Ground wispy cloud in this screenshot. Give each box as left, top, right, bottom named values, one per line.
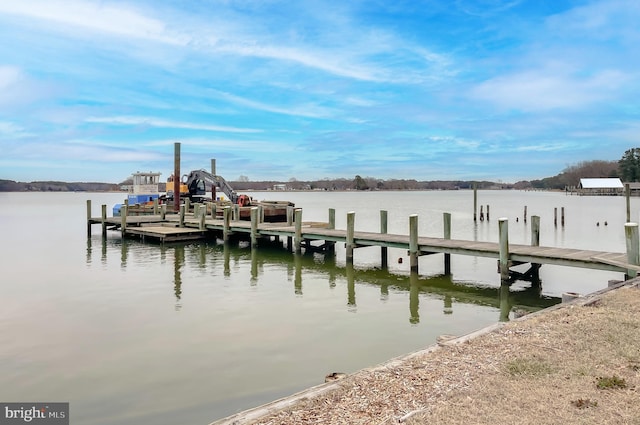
left=85, top=116, right=262, bottom=134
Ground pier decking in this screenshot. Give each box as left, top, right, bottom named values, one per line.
left=87, top=201, right=640, bottom=278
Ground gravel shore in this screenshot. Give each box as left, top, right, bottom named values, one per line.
left=214, top=280, right=640, bottom=425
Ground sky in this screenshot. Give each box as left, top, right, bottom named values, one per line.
left=1, top=0, right=639, bottom=184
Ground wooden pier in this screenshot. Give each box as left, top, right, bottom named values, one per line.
left=87, top=200, right=640, bottom=280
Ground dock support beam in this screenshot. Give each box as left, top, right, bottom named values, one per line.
left=211, top=159, right=216, bottom=201
left=346, top=211, right=355, bottom=263
left=530, top=215, right=541, bottom=280
left=625, top=222, right=639, bottom=278
left=499, top=218, right=509, bottom=282
left=294, top=209, right=302, bottom=254
left=443, top=212, right=451, bottom=275
left=409, top=214, right=418, bottom=273
left=250, top=207, right=259, bottom=248
left=326, top=208, right=336, bottom=253
left=380, top=210, right=388, bottom=269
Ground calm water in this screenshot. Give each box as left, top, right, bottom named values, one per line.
left=0, top=190, right=633, bottom=424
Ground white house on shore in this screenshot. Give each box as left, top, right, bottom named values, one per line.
left=577, top=178, right=624, bottom=195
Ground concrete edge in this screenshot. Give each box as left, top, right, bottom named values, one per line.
left=210, top=277, right=640, bottom=425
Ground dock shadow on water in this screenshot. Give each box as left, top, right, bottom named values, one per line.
left=82, top=236, right=559, bottom=424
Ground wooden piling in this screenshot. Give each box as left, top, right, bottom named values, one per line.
left=531, top=215, right=540, bottom=246
left=443, top=212, right=451, bottom=275
left=346, top=211, right=355, bottom=263
left=211, top=159, right=217, bottom=201
left=473, top=183, right=477, bottom=222
left=294, top=209, right=303, bottom=254
left=380, top=210, right=388, bottom=269
left=161, top=204, right=166, bottom=220
left=561, top=207, right=565, bottom=227
left=173, top=142, right=180, bottom=213
left=199, top=204, right=206, bottom=230
left=409, top=214, right=418, bottom=273
left=86, top=200, right=92, bottom=237
left=625, top=222, right=639, bottom=278
left=479, top=205, right=484, bottom=221
left=498, top=218, right=509, bottom=281
left=626, top=183, right=631, bottom=222
left=233, top=204, right=239, bottom=221
left=524, top=206, right=527, bottom=223
left=179, top=204, right=185, bottom=227
left=153, top=198, right=159, bottom=215
left=101, top=204, right=107, bottom=237
left=486, top=205, right=490, bottom=221
left=328, top=208, right=335, bottom=230
left=121, top=205, right=127, bottom=235
left=250, top=207, right=259, bottom=248
left=554, top=207, right=558, bottom=226
left=286, top=206, right=294, bottom=251
left=223, top=206, right=231, bottom=242
left=185, top=198, right=190, bottom=214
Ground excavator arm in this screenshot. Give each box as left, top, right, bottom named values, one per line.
left=182, top=170, right=239, bottom=203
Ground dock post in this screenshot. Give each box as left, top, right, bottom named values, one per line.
left=626, top=183, right=631, bottom=222
left=199, top=204, right=206, bottom=230
left=173, top=142, right=180, bottom=213
left=554, top=208, right=558, bottom=227
left=209, top=202, right=216, bottom=219
left=223, top=206, right=231, bottom=242
left=153, top=198, right=159, bottom=215
left=346, top=211, right=355, bottom=263
left=211, top=159, right=217, bottom=201
left=161, top=204, right=166, bottom=220
left=486, top=205, right=490, bottom=221
left=86, top=200, right=92, bottom=237
left=258, top=205, right=264, bottom=223
left=250, top=207, right=259, bottom=248
left=185, top=198, right=191, bottom=214
left=380, top=210, right=388, bottom=269
left=473, top=183, right=477, bottom=222
left=121, top=205, right=127, bottom=236
left=443, top=212, right=451, bottom=275
left=101, top=204, right=107, bottom=237
left=530, top=215, right=541, bottom=280
left=625, top=222, right=639, bottom=278
left=294, top=208, right=303, bottom=254
left=233, top=204, right=239, bottom=221
left=286, top=206, right=294, bottom=251
left=531, top=215, right=540, bottom=246
left=179, top=204, right=185, bottom=227
left=409, top=214, right=418, bottom=273
left=499, top=218, right=509, bottom=282
left=328, top=208, right=335, bottom=229
left=524, top=206, right=527, bottom=223
left=561, top=207, right=565, bottom=227
left=479, top=205, right=484, bottom=221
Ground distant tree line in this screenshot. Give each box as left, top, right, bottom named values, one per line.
left=0, top=180, right=119, bottom=192
left=2, top=148, right=640, bottom=192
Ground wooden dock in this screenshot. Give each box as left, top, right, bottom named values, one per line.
left=87, top=200, right=640, bottom=279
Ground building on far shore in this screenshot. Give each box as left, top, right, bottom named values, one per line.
left=577, top=178, right=624, bottom=195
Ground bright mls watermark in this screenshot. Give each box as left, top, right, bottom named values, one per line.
left=0, top=403, right=68, bottom=424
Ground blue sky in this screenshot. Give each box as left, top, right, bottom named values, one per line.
left=1, top=0, right=639, bottom=183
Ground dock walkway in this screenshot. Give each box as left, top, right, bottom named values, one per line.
left=87, top=203, right=640, bottom=277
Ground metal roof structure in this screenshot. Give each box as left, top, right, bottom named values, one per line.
left=578, top=178, right=624, bottom=189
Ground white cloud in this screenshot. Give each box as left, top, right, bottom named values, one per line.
left=0, top=0, right=187, bottom=45
left=85, top=116, right=262, bottom=133
left=471, top=68, right=628, bottom=111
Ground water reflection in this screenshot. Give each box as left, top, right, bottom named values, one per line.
left=86, top=236, right=560, bottom=322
